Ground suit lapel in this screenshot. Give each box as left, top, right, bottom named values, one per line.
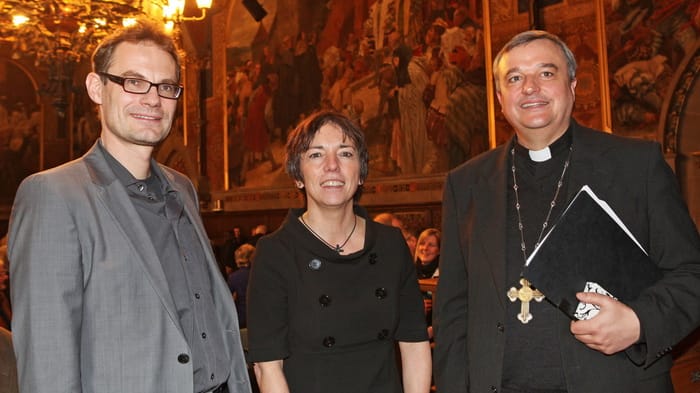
left=83, top=143, right=183, bottom=334
left=473, top=144, right=511, bottom=310
left=566, top=124, right=614, bottom=203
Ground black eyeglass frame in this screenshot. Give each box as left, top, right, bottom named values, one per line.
left=98, top=72, right=183, bottom=99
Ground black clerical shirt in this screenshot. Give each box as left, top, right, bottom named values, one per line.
left=502, top=129, right=573, bottom=393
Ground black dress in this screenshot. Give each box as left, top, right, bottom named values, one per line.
left=247, top=207, right=428, bottom=393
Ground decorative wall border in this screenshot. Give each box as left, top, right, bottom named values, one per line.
left=660, top=42, right=700, bottom=155
left=210, top=174, right=445, bottom=212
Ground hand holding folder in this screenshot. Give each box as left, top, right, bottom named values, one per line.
left=523, top=185, right=662, bottom=320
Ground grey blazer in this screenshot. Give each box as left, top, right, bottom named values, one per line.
left=433, top=122, right=700, bottom=393
left=8, top=142, right=252, bottom=393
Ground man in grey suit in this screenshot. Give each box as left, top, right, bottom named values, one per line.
left=8, top=20, right=252, bottom=393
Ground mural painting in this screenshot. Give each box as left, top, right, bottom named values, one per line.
left=225, top=0, right=489, bottom=189
left=0, top=60, right=40, bottom=204
left=605, top=0, right=700, bottom=140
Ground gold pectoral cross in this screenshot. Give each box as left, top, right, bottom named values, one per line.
left=507, top=278, right=545, bottom=324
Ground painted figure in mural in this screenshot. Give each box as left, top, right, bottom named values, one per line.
left=442, top=27, right=488, bottom=169
left=273, top=35, right=298, bottom=142
left=227, top=0, right=490, bottom=184
left=294, top=31, right=323, bottom=119
left=606, top=0, right=699, bottom=134
left=393, top=44, right=436, bottom=175
left=242, top=71, right=280, bottom=181
left=8, top=20, right=252, bottom=393
left=434, top=29, right=700, bottom=393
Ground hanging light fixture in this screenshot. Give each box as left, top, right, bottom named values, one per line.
left=0, top=0, right=212, bottom=116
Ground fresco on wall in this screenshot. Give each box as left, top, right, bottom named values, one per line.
left=605, top=0, right=700, bottom=140
left=0, top=60, right=40, bottom=204
left=225, top=0, right=489, bottom=189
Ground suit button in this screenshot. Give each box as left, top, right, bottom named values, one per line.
left=322, top=336, right=335, bottom=347
left=490, top=386, right=498, bottom=392
left=177, top=354, right=190, bottom=364
left=375, top=287, right=387, bottom=299
left=319, top=294, right=332, bottom=307
left=497, top=322, right=504, bottom=332
left=369, top=253, right=378, bottom=264
left=377, top=329, right=389, bottom=340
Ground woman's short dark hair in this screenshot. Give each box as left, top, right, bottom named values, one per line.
left=92, top=19, right=181, bottom=81
left=285, top=110, right=369, bottom=202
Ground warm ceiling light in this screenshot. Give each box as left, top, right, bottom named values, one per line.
left=163, top=0, right=211, bottom=22
left=171, top=0, right=186, bottom=15
left=164, top=20, right=175, bottom=34
left=12, top=15, right=29, bottom=26
left=122, top=18, right=137, bottom=27
left=196, top=0, right=213, bottom=9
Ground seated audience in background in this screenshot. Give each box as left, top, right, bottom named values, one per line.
left=373, top=212, right=403, bottom=228
left=414, top=228, right=441, bottom=279
left=0, top=237, right=10, bottom=331
left=228, top=243, right=255, bottom=328
left=405, top=231, right=418, bottom=259
left=221, top=226, right=247, bottom=273
left=248, top=224, right=268, bottom=246
left=373, top=212, right=418, bottom=257
left=0, top=326, right=18, bottom=393
left=247, top=110, right=431, bottom=393
left=414, top=228, right=441, bottom=339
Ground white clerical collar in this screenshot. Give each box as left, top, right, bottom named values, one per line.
left=529, top=146, right=552, bottom=162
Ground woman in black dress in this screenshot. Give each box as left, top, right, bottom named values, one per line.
left=247, top=111, right=431, bottom=393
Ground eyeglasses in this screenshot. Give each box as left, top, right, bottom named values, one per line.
left=98, top=72, right=183, bottom=99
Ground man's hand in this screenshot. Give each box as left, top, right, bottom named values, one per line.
left=570, top=292, right=641, bottom=355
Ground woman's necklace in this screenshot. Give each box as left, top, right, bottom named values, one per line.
left=506, top=143, right=572, bottom=324
left=300, top=213, right=357, bottom=253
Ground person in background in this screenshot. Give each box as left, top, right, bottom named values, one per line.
left=247, top=110, right=431, bottom=393
left=0, top=236, right=10, bottom=331
left=228, top=243, right=255, bottom=328
left=247, top=224, right=268, bottom=246
left=433, top=30, right=700, bottom=393
left=414, top=228, right=441, bottom=339
left=0, top=326, right=18, bottom=393
left=373, top=212, right=404, bottom=228
left=221, top=226, right=247, bottom=272
left=373, top=212, right=418, bottom=257
left=414, top=228, right=441, bottom=279
left=8, top=20, right=251, bottom=393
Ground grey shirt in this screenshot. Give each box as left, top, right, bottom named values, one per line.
left=100, top=142, right=230, bottom=392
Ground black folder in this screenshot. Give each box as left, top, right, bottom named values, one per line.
left=523, top=186, right=662, bottom=320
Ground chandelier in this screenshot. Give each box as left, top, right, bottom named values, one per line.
left=0, top=0, right=212, bottom=116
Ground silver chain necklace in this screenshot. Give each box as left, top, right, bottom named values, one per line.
left=511, top=144, right=573, bottom=261
left=300, top=213, right=357, bottom=253
left=506, top=143, right=572, bottom=324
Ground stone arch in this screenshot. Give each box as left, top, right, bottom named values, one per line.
left=156, top=133, right=200, bottom=189
left=658, top=40, right=700, bottom=227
